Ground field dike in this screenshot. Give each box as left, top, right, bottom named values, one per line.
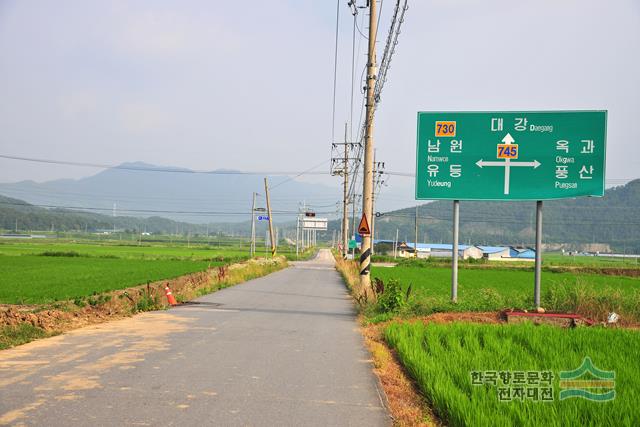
left=0, top=256, right=287, bottom=349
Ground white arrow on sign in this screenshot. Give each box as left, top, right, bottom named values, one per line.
left=475, top=133, right=541, bottom=195
left=476, top=159, right=541, bottom=168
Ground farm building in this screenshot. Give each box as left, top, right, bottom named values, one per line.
left=509, top=246, right=536, bottom=260
left=477, top=246, right=535, bottom=261
left=477, top=246, right=511, bottom=260
left=394, top=243, right=483, bottom=260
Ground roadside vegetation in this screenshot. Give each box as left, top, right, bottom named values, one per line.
left=0, top=323, right=55, bottom=350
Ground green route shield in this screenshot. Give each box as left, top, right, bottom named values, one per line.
left=415, top=111, right=607, bottom=200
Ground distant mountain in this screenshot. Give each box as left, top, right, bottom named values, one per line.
left=0, top=194, right=219, bottom=235
left=330, top=179, right=640, bottom=253
left=0, top=162, right=339, bottom=223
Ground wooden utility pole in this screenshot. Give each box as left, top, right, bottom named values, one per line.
left=250, top=192, right=256, bottom=257
left=342, top=123, right=349, bottom=259
left=264, top=178, right=276, bottom=257
left=359, top=0, right=377, bottom=292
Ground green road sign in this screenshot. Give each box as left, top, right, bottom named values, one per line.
left=416, top=111, right=607, bottom=200
left=348, top=239, right=357, bottom=249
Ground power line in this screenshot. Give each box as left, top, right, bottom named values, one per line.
left=0, top=154, right=329, bottom=176
left=330, top=0, right=340, bottom=143
left=374, top=212, right=640, bottom=226
left=270, top=159, right=330, bottom=191
left=0, top=200, right=336, bottom=217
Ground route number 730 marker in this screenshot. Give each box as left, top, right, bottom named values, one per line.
left=475, top=133, right=541, bottom=195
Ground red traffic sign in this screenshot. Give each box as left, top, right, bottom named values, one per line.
left=358, top=214, right=371, bottom=236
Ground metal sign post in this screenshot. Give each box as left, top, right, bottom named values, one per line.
left=451, top=200, right=460, bottom=303
left=534, top=201, right=543, bottom=308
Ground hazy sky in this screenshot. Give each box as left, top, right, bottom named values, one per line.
left=0, top=0, right=638, bottom=210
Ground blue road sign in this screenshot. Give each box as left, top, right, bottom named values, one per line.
left=257, top=215, right=269, bottom=221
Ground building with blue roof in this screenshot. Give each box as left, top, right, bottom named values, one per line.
left=384, top=241, right=535, bottom=261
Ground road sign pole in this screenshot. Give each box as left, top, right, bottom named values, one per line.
left=451, top=200, right=460, bottom=303
left=534, top=200, right=543, bottom=308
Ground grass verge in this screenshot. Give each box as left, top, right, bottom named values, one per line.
left=0, top=323, right=56, bottom=350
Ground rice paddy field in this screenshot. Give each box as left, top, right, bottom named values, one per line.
left=0, top=238, right=306, bottom=304
left=384, top=321, right=640, bottom=426
left=0, top=240, right=250, bottom=261
left=371, top=264, right=640, bottom=321
left=0, top=255, right=223, bottom=304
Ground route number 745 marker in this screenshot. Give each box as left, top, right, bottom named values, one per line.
left=475, top=133, right=541, bottom=195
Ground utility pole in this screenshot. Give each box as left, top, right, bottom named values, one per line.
left=264, top=178, right=276, bottom=257
left=296, top=209, right=300, bottom=258
left=342, top=125, right=349, bottom=258
left=394, top=227, right=399, bottom=259
left=250, top=192, right=256, bottom=257
left=370, top=153, right=385, bottom=256
left=359, top=0, right=377, bottom=293
left=371, top=151, right=377, bottom=256
left=351, top=193, right=359, bottom=260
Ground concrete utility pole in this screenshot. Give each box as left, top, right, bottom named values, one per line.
left=264, top=178, right=276, bottom=257
left=250, top=192, right=256, bottom=257
left=371, top=151, right=377, bottom=256
left=342, top=124, right=349, bottom=259
left=394, top=227, right=399, bottom=259
left=359, top=0, right=377, bottom=292
left=296, top=213, right=300, bottom=258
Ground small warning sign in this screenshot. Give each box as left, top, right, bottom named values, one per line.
left=358, top=214, right=371, bottom=236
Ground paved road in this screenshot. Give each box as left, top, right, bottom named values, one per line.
left=0, top=250, right=389, bottom=426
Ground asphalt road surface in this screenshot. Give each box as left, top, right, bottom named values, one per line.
left=0, top=250, right=390, bottom=426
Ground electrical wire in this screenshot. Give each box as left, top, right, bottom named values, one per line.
left=0, top=200, right=336, bottom=217
left=0, top=154, right=330, bottom=176
left=331, top=0, right=340, bottom=143
left=269, top=159, right=331, bottom=191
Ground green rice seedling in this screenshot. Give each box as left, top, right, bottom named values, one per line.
left=385, top=321, right=640, bottom=426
